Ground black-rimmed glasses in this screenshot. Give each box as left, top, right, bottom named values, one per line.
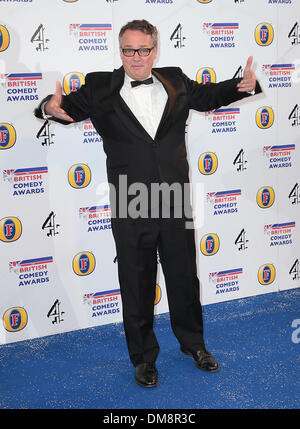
left=121, top=47, right=155, bottom=57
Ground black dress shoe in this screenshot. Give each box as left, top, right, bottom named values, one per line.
left=180, top=346, right=219, bottom=372
left=135, top=363, right=158, bottom=387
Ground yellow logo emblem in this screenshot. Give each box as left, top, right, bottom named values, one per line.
left=258, top=264, right=276, bottom=285
left=73, top=251, right=96, bottom=276
left=255, top=23, right=274, bottom=46
left=0, top=217, right=22, bottom=242
left=63, top=72, right=85, bottom=95
left=256, top=187, right=275, bottom=208
left=200, top=233, right=220, bottom=256
left=68, top=164, right=91, bottom=188
left=198, top=152, right=218, bottom=175
left=0, top=123, right=16, bottom=149
left=3, top=307, right=28, bottom=332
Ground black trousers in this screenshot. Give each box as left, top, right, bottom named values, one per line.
left=111, top=215, right=205, bottom=367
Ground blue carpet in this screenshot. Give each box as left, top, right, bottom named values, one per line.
left=0, top=289, right=299, bottom=410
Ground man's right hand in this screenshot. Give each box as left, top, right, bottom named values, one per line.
left=44, top=81, right=75, bottom=122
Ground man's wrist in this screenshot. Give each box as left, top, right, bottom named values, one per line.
left=41, top=101, right=52, bottom=119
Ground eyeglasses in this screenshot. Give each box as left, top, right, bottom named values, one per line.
left=121, top=47, right=155, bottom=57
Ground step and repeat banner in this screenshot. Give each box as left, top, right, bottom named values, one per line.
left=1, top=0, right=299, bottom=344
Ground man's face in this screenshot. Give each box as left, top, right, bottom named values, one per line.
left=120, top=29, right=157, bottom=80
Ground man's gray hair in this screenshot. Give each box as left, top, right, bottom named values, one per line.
left=119, top=19, right=158, bottom=48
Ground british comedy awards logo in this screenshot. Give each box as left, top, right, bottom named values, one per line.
left=76, top=119, right=103, bottom=144
left=262, top=63, right=295, bottom=89
left=79, top=205, right=111, bottom=233
left=205, top=107, right=240, bottom=134
left=203, top=22, right=239, bottom=48
left=207, top=189, right=241, bottom=216
left=83, top=289, right=121, bottom=320
left=9, top=256, right=53, bottom=287
left=209, top=268, right=242, bottom=296
left=3, top=166, right=47, bottom=196
left=2, top=73, right=42, bottom=102
left=263, top=144, right=295, bottom=169
left=69, top=24, right=112, bottom=51
left=268, top=0, right=293, bottom=5
left=264, top=222, right=295, bottom=247
left=145, top=0, right=174, bottom=4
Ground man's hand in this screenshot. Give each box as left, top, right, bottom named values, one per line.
left=236, top=56, right=256, bottom=92
left=44, top=81, right=75, bottom=122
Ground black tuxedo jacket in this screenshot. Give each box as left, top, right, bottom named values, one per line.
left=35, top=66, right=261, bottom=212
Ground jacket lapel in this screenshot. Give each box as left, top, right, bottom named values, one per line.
left=110, top=66, right=154, bottom=143
left=152, top=69, right=177, bottom=139
left=110, top=66, right=177, bottom=143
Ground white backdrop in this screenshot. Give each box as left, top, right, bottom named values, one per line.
left=1, top=0, right=299, bottom=344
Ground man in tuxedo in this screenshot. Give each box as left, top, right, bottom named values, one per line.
left=35, top=19, right=261, bottom=388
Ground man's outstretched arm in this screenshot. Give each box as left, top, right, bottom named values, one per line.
left=35, top=76, right=93, bottom=125
left=184, top=55, right=262, bottom=112
left=43, top=81, right=75, bottom=122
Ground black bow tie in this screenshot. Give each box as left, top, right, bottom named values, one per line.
left=131, top=77, right=154, bottom=88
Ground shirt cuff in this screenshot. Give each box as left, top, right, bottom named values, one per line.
left=41, top=101, right=52, bottom=119
left=247, top=89, right=255, bottom=95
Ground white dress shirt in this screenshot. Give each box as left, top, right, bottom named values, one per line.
left=120, top=73, right=168, bottom=140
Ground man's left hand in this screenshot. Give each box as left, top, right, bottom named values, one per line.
left=237, top=56, right=256, bottom=92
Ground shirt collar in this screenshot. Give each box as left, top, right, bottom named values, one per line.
left=123, top=72, right=157, bottom=88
